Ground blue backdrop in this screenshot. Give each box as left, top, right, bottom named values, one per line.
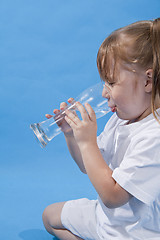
left=0, top=1, right=160, bottom=239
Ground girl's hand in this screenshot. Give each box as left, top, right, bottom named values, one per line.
left=65, top=102, right=97, bottom=149
left=45, top=98, right=75, bottom=136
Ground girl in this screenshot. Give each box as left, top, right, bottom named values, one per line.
left=42, top=18, right=160, bottom=240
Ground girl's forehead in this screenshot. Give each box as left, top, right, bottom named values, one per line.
left=108, top=57, right=139, bottom=72
left=97, top=37, right=141, bottom=82
left=105, top=58, right=127, bottom=77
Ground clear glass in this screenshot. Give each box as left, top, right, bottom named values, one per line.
left=30, top=82, right=110, bottom=148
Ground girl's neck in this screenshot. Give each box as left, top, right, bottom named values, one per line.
left=127, top=106, right=152, bottom=125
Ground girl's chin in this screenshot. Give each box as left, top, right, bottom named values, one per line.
left=116, top=112, right=136, bottom=123
left=115, top=111, right=128, bottom=121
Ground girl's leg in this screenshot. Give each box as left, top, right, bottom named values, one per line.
left=42, top=202, right=83, bottom=240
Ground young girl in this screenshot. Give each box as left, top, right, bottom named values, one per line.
left=42, top=18, right=160, bottom=240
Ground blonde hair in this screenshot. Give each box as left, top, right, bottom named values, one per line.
left=97, top=18, right=160, bottom=122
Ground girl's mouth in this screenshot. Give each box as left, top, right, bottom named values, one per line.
left=111, top=107, right=116, bottom=112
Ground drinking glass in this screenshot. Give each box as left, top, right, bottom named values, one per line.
left=30, top=82, right=110, bottom=148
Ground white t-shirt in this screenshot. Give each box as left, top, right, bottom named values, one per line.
left=97, top=110, right=160, bottom=240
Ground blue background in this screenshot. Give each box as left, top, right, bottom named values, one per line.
left=0, top=1, right=159, bottom=239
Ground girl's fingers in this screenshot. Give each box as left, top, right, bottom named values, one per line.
left=60, top=102, right=67, bottom=110
left=75, top=102, right=96, bottom=121
left=68, top=97, right=74, bottom=103
left=76, top=102, right=89, bottom=121
left=65, top=109, right=81, bottom=125
left=85, top=103, right=96, bottom=121
left=46, top=98, right=75, bottom=120
left=54, top=98, right=75, bottom=114
left=45, top=114, right=53, bottom=119
left=47, top=100, right=95, bottom=123
left=53, top=109, right=60, bottom=114
left=65, top=115, right=74, bottom=128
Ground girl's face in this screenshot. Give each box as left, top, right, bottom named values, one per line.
left=102, top=61, right=152, bottom=123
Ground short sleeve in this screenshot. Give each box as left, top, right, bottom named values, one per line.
left=112, top=133, right=160, bottom=205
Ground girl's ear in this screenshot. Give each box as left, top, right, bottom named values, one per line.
left=145, top=69, right=153, bottom=93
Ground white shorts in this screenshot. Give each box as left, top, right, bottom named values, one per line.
left=61, top=198, right=100, bottom=240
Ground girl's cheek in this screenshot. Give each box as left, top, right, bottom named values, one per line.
left=110, top=89, right=117, bottom=101
left=112, top=86, right=123, bottom=101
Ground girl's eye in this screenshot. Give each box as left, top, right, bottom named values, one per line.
left=103, top=81, right=115, bottom=90
left=108, top=82, right=115, bottom=86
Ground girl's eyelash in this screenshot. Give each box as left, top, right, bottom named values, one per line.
left=105, top=78, right=115, bottom=86
left=103, top=81, right=115, bottom=89
left=108, top=82, right=115, bottom=86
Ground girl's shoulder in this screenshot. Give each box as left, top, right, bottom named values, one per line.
left=134, top=110, right=160, bottom=136
left=127, top=110, right=160, bottom=147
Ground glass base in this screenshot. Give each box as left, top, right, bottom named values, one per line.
left=30, top=123, right=49, bottom=148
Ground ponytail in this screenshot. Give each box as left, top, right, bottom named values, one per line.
left=151, top=18, right=160, bottom=120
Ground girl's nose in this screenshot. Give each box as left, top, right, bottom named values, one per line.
left=102, top=85, right=110, bottom=99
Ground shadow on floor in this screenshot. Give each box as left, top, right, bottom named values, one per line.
left=19, top=229, right=59, bottom=240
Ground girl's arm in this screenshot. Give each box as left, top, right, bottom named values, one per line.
left=64, top=131, right=86, bottom=173
left=80, top=142, right=131, bottom=208
left=65, top=102, right=132, bottom=208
